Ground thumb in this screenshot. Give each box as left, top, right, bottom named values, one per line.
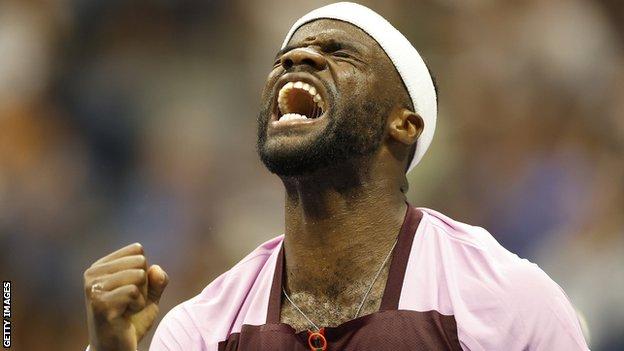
left=147, top=264, right=169, bottom=304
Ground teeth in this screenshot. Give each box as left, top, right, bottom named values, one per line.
left=277, top=80, right=325, bottom=117
left=279, top=113, right=308, bottom=121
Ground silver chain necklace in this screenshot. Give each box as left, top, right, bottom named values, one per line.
left=282, top=237, right=399, bottom=332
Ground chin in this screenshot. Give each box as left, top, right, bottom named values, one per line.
left=258, top=138, right=326, bottom=176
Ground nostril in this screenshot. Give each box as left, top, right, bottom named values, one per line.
left=302, top=58, right=316, bottom=67
left=282, top=58, right=294, bottom=70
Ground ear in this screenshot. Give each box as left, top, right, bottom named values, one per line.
left=388, top=108, right=424, bottom=147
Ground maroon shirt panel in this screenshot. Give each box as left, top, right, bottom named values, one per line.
left=218, top=310, right=462, bottom=351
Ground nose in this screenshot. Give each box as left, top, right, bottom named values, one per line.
left=280, top=47, right=327, bottom=71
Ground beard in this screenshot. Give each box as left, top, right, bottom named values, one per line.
left=256, top=90, right=389, bottom=177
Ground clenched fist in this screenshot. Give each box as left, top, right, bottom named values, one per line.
left=83, top=243, right=169, bottom=351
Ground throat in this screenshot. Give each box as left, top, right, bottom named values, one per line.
left=279, top=203, right=405, bottom=332
left=281, top=195, right=407, bottom=300
left=278, top=167, right=409, bottom=330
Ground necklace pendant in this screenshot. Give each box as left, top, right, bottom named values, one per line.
left=307, top=328, right=327, bottom=351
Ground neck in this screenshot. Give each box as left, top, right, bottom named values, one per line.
left=280, top=163, right=407, bottom=304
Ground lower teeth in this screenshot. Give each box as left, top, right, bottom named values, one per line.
left=279, top=113, right=308, bottom=121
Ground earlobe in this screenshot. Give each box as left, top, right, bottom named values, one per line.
left=388, top=108, right=423, bottom=146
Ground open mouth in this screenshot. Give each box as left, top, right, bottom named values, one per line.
left=277, top=80, right=325, bottom=122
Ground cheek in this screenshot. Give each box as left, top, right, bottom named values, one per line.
left=337, top=73, right=377, bottom=108
left=336, top=63, right=376, bottom=95
left=260, top=70, right=281, bottom=101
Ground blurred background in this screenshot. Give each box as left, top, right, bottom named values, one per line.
left=0, top=0, right=622, bottom=350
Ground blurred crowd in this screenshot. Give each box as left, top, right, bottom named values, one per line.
left=0, top=0, right=622, bottom=350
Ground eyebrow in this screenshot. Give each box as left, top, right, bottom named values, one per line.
left=274, top=39, right=363, bottom=59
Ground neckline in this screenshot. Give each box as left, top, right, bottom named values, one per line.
left=266, top=202, right=423, bottom=325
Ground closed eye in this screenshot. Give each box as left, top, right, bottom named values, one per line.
left=322, top=41, right=361, bottom=62
left=332, top=51, right=351, bottom=58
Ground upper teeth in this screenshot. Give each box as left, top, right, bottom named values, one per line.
left=277, top=81, right=324, bottom=121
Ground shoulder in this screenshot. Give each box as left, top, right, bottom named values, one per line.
left=415, top=208, right=588, bottom=350
left=188, top=234, right=283, bottom=306
left=499, top=255, right=589, bottom=349
left=151, top=235, right=284, bottom=349
left=416, top=207, right=523, bottom=275
left=417, top=207, right=508, bottom=253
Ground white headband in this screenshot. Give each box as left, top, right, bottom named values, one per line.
left=281, top=2, right=437, bottom=173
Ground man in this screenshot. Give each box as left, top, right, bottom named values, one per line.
left=82, top=3, right=589, bottom=350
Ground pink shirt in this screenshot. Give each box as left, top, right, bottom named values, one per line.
left=95, top=205, right=590, bottom=350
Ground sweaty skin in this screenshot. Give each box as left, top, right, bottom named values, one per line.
left=83, top=18, right=422, bottom=348
left=258, top=19, right=423, bottom=331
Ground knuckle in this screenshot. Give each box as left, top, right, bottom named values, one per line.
left=136, top=269, right=147, bottom=282
left=83, top=267, right=94, bottom=279
left=128, top=285, right=140, bottom=298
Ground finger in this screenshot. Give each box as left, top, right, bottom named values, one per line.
left=147, top=265, right=169, bottom=304
left=95, top=285, right=146, bottom=321
left=87, top=255, right=147, bottom=277
left=98, top=269, right=147, bottom=292
left=93, top=243, right=144, bottom=266
left=126, top=289, right=147, bottom=313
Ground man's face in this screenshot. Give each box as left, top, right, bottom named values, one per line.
left=257, top=19, right=400, bottom=176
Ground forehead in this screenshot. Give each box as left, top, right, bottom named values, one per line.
left=287, top=19, right=381, bottom=53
